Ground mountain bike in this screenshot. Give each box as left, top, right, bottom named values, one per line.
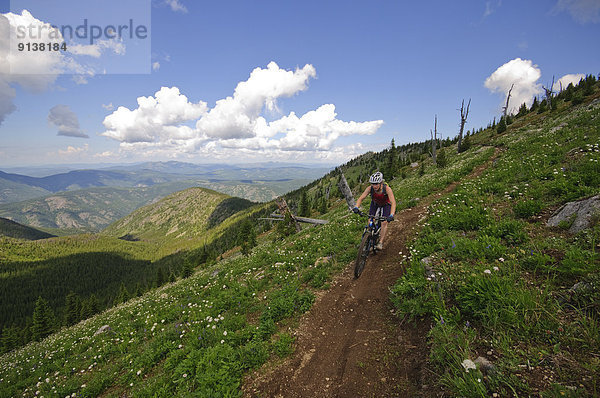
left=353, top=209, right=388, bottom=279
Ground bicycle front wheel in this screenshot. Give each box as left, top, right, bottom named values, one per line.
left=354, top=233, right=371, bottom=279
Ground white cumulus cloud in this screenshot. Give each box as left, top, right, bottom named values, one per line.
left=101, top=62, right=383, bottom=161
left=261, top=104, right=382, bottom=151
left=0, top=10, right=102, bottom=125
left=102, top=86, right=208, bottom=143
left=2, top=11, right=67, bottom=88
left=553, top=73, right=586, bottom=91
left=196, top=62, right=317, bottom=139
left=484, top=58, right=543, bottom=114
left=48, top=104, right=89, bottom=138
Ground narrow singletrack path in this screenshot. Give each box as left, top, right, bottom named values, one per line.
left=243, top=149, right=499, bottom=397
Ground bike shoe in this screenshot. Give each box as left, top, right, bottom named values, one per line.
left=375, top=242, right=383, bottom=250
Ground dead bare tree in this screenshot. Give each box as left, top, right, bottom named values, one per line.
left=275, top=197, right=301, bottom=232
left=400, top=150, right=407, bottom=165
left=542, top=76, right=555, bottom=109
left=457, top=99, right=470, bottom=153
left=502, top=84, right=514, bottom=118
left=430, top=115, right=438, bottom=165
left=337, top=172, right=356, bottom=210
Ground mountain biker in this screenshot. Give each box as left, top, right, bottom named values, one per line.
left=353, top=171, right=396, bottom=250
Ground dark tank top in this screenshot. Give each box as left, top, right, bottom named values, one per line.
left=370, top=184, right=391, bottom=206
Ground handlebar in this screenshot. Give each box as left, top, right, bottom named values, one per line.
left=354, top=209, right=389, bottom=221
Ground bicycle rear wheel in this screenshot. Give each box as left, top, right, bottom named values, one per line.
left=354, top=233, right=371, bottom=279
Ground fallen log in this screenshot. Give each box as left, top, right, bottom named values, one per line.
left=264, top=214, right=328, bottom=225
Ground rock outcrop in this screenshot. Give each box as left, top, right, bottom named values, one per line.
left=547, top=195, right=600, bottom=233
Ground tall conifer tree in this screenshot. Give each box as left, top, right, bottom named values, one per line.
left=31, top=296, right=54, bottom=341
left=65, top=292, right=81, bottom=326
left=384, top=139, right=397, bottom=180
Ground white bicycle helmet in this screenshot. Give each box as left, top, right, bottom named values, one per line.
left=369, top=171, right=383, bottom=184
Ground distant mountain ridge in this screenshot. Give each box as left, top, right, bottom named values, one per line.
left=0, top=169, right=181, bottom=193
left=0, top=175, right=51, bottom=203
left=0, top=161, right=331, bottom=205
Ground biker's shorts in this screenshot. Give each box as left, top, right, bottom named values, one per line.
left=369, top=202, right=391, bottom=218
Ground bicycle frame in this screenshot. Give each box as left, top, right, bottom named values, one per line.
left=359, top=209, right=386, bottom=253
left=353, top=208, right=387, bottom=278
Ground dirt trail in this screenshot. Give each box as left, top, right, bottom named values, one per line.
left=243, top=151, right=498, bottom=398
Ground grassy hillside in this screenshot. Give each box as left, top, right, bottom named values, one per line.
left=391, top=89, right=600, bottom=395
left=0, top=77, right=598, bottom=397
left=0, top=123, right=496, bottom=397
left=0, top=217, right=55, bottom=240
left=103, top=187, right=232, bottom=242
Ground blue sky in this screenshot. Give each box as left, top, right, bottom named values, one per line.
left=0, top=0, right=598, bottom=167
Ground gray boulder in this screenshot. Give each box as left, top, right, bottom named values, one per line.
left=569, top=281, right=594, bottom=295
left=421, top=256, right=434, bottom=266
left=94, top=325, right=111, bottom=336
left=547, top=195, right=600, bottom=233
left=421, top=257, right=436, bottom=279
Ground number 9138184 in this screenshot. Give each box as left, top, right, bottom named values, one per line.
left=17, top=42, right=67, bottom=52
